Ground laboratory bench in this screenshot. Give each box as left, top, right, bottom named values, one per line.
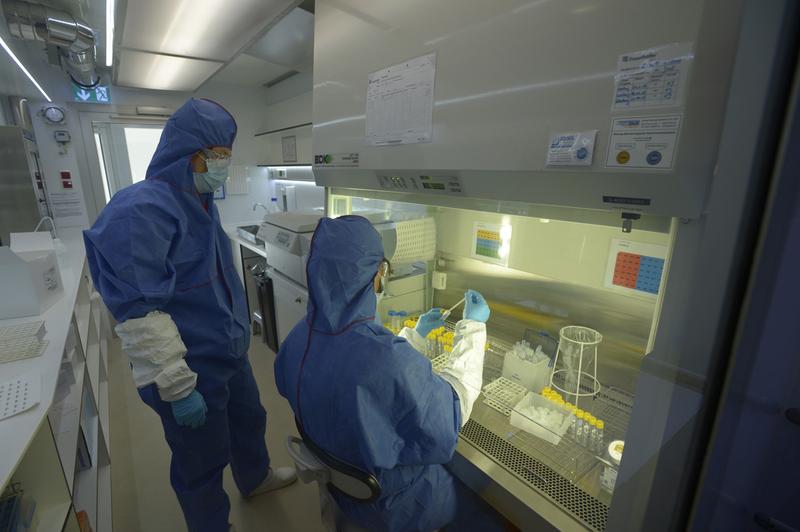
left=0, top=228, right=114, bottom=532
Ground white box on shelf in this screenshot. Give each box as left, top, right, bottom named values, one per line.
left=502, top=353, right=550, bottom=393
left=0, top=234, right=64, bottom=319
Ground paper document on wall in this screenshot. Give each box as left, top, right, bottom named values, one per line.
left=49, top=190, right=89, bottom=226
left=612, top=42, right=693, bottom=110
left=281, top=135, right=297, bottom=163
left=604, top=239, right=668, bottom=297
left=366, top=53, right=437, bottom=146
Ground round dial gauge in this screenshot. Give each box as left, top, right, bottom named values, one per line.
left=43, top=106, right=65, bottom=124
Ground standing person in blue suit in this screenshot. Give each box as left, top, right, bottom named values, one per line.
left=275, top=215, right=506, bottom=531
left=84, top=98, right=296, bottom=532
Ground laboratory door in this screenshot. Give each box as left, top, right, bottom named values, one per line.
left=92, top=123, right=164, bottom=203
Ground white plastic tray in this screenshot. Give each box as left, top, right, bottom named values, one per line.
left=509, top=392, right=574, bottom=445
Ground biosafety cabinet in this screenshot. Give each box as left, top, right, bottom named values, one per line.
left=312, top=1, right=795, bottom=530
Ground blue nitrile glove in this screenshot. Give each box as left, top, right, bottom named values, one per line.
left=170, top=390, right=208, bottom=429
left=463, top=289, right=491, bottom=323
left=415, top=308, right=445, bottom=337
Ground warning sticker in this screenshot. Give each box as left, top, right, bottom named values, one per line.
left=605, top=115, right=681, bottom=170
left=546, top=130, right=597, bottom=166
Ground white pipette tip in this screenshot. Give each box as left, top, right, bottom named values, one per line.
left=441, top=297, right=466, bottom=321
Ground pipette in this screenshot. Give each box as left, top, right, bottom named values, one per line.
left=441, top=297, right=466, bottom=321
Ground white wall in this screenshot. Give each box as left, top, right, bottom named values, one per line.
left=435, top=206, right=671, bottom=295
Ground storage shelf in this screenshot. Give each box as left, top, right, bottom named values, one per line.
left=74, top=302, right=90, bottom=356
left=50, top=357, right=87, bottom=495
left=85, top=341, right=100, bottom=412
left=73, top=464, right=98, bottom=531
left=97, top=463, right=112, bottom=532
left=74, top=397, right=99, bottom=532
left=98, top=378, right=109, bottom=461
left=33, top=501, right=72, bottom=532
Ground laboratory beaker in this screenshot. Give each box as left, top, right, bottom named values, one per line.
left=549, top=326, right=602, bottom=409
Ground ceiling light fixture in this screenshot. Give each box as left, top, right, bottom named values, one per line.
left=0, top=35, right=52, bottom=102
left=106, top=0, right=115, bottom=67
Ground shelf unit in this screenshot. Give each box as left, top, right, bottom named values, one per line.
left=6, top=262, right=114, bottom=532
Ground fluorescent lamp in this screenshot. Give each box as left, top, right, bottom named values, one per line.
left=106, top=0, right=115, bottom=67
left=273, top=179, right=317, bottom=186
left=0, top=35, right=51, bottom=102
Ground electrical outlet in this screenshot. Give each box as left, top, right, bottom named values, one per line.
left=432, top=271, right=447, bottom=290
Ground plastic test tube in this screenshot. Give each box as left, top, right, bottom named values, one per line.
left=588, top=416, right=598, bottom=450
left=397, top=311, right=407, bottom=330
left=575, top=411, right=586, bottom=445
left=596, top=420, right=605, bottom=452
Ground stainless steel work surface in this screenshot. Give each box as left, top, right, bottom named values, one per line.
left=434, top=332, right=634, bottom=531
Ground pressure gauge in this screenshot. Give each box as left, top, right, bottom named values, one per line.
left=42, top=106, right=66, bottom=124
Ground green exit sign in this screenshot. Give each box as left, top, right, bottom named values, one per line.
left=72, top=83, right=111, bottom=103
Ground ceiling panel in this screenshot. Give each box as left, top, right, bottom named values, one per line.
left=116, top=49, right=223, bottom=91
left=211, top=54, right=290, bottom=87
left=121, top=0, right=295, bottom=61
left=246, top=7, right=314, bottom=70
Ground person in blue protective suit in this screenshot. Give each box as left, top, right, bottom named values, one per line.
left=274, top=215, right=507, bottom=532
left=83, top=98, right=296, bottom=532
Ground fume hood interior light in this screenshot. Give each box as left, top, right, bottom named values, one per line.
left=498, top=243, right=510, bottom=259
left=106, top=0, right=115, bottom=67
left=0, top=35, right=52, bottom=102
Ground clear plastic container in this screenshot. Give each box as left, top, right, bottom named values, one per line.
left=509, top=392, right=574, bottom=445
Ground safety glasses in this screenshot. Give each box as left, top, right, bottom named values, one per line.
left=202, top=148, right=231, bottom=161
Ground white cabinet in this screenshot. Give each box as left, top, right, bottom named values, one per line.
left=268, top=268, right=308, bottom=345
left=257, top=124, right=312, bottom=165
left=1, top=260, right=113, bottom=532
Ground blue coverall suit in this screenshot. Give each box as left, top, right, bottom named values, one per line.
left=83, top=98, right=269, bottom=532
left=274, top=216, right=503, bottom=532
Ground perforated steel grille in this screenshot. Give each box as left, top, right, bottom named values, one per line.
left=461, top=419, right=609, bottom=531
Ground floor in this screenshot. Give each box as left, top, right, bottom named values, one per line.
left=108, top=336, right=325, bottom=532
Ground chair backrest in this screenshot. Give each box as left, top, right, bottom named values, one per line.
left=288, top=420, right=382, bottom=503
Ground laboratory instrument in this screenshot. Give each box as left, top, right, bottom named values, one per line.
left=257, top=211, right=321, bottom=287
left=310, top=0, right=793, bottom=530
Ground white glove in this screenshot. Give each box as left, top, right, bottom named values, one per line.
left=115, top=311, right=197, bottom=401
left=400, top=320, right=486, bottom=426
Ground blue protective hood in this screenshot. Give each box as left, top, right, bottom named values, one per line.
left=146, top=98, right=237, bottom=192
left=306, top=216, right=385, bottom=333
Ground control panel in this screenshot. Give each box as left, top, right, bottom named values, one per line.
left=377, top=174, right=463, bottom=194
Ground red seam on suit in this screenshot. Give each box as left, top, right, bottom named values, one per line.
left=176, top=263, right=236, bottom=293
